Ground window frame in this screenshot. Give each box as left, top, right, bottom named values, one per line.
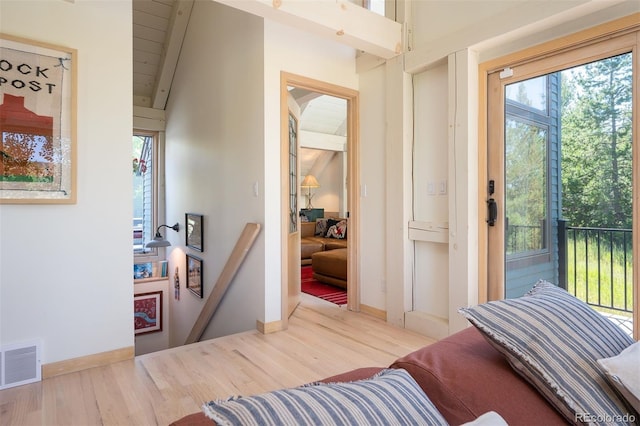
left=503, top=74, right=555, bottom=269
left=133, top=129, right=166, bottom=261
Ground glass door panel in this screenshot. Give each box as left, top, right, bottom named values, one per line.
left=489, top=49, right=635, bottom=336
left=504, top=74, right=555, bottom=298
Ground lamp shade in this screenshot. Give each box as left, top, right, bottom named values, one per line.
left=145, top=223, right=180, bottom=248
left=146, top=236, right=171, bottom=248
left=300, top=174, right=320, bottom=188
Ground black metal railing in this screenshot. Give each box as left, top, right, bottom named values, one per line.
left=559, top=220, right=633, bottom=314
left=506, top=223, right=544, bottom=254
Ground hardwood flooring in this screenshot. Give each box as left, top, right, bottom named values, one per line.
left=0, top=294, right=433, bottom=426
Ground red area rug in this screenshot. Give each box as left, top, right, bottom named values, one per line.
left=301, top=265, right=347, bottom=306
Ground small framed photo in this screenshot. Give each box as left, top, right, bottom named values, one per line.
left=186, top=254, right=203, bottom=298
left=134, top=291, right=162, bottom=335
left=133, top=262, right=153, bottom=280
left=186, top=213, right=203, bottom=251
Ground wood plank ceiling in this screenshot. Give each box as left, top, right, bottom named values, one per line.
left=133, top=0, right=191, bottom=110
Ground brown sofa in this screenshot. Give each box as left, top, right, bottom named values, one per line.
left=300, top=219, right=347, bottom=265
left=300, top=222, right=323, bottom=265
left=312, top=248, right=347, bottom=289
left=300, top=218, right=348, bottom=288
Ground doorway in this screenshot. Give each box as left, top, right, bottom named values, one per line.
left=484, top=26, right=638, bottom=339
left=280, top=72, right=360, bottom=325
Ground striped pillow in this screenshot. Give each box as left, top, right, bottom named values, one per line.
left=202, top=368, right=447, bottom=426
left=459, top=280, right=637, bottom=425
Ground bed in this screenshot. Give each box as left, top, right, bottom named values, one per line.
left=171, top=281, right=638, bottom=425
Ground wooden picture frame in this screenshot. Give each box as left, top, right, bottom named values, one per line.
left=186, top=213, right=203, bottom=251
left=0, top=34, right=77, bottom=204
left=186, top=254, right=203, bottom=298
left=134, top=291, right=162, bottom=335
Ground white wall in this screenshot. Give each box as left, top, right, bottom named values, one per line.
left=164, top=1, right=265, bottom=346
left=406, top=0, right=638, bottom=71
left=405, top=1, right=636, bottom=339
left=472, top=0, right=640, bottom=63
left=358, top=64, right=387, bottom=310
left=412, top=63, right=450, bottom=319
left=164, top=2, right=361, bottom=343
left=263, top=20, right=358, bottom=323
left=311, top=152, right=345, bottom=215
left=0, top=0, right=133, bottom=364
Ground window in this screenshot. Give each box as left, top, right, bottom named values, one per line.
left=288, top=113, right=298, bottom=233
left=133, top=130, right=158, bottom=255
left=504, top=74, right=554, bottom=260
left=363, top=0, right=386, bottom=16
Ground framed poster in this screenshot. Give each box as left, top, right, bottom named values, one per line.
left=0, top=34, right=77, bottom=204
left=186, top=213, right=203, bottom=251
left=134, top=291, right=162, bottom=335
left=187, top=254, right=203, bottom=298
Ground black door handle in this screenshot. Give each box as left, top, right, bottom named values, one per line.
left=487, top=198, right=497, bottom=226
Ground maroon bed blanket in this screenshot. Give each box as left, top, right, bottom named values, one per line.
left=391, top=326, right=566, bottom=425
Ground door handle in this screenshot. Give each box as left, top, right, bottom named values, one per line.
left=487, top=198, right=497, bottom=226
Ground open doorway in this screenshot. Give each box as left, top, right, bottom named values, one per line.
left=299, top=142, right=348, bottom=306
left=280, top=72, right=360, bottom=326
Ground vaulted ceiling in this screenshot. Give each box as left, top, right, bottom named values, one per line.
left=133, top=0, right=395, bottom=110
left=133, top=0, right=348, bottom=174
left=133, top=0, right=186, bottom=110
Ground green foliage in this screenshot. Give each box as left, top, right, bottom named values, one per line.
left=132, top=135, right=146, bottom=218
left=0, top=174, right=54, bottom=183
left=561, top=53, right=633, bottom=228
left=505, top=120, right=546, bottom=235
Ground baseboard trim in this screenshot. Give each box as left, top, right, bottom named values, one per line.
left=405, top=311, right=449, bottom=340
left=257, top=319, right=283, bottom=334
left=360, top=304, right=386, bottom=321
left=42, top=346, right=134, bottom=379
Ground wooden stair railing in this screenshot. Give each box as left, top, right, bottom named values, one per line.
left=184, top=223, right=261, bottom=345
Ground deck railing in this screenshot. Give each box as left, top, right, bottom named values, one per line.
left=506, top=222, right=544, bottom=254
left=558, top=220, right=633, bottom=314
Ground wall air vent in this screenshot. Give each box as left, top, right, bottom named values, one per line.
left=0, top=339, right=42, bottom=390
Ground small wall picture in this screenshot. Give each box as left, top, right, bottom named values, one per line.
left=134, top=291, right=162, bottom=335
left=187, top=254, right=203, bottom=298
left=134, top=262, right=153, bottom=279
left=186, top=213, right=203, bottom=251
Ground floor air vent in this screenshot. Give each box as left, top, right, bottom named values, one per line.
left=1, top=340, right=42, bottom=390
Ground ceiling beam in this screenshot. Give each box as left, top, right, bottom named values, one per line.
left=214, top=0, right=402, bottom=59
left=152, top=0, right=194, bottom=110
left=300, top=130, right=346, bottom=152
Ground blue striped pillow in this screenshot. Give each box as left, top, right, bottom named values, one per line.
left=202, top=368, right=447, bottom=425
left=459, top=280, right=637, bottom=425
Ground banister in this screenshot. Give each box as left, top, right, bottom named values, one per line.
left=184, top=223, right=261, bottom=345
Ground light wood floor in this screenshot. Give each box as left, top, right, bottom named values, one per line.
left=0, top=294, right=433, bottom=426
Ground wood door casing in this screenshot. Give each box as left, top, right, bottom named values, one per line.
left=280, top=72, right=360, bottom=329
left=481, top=16, right=639, bottom=340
